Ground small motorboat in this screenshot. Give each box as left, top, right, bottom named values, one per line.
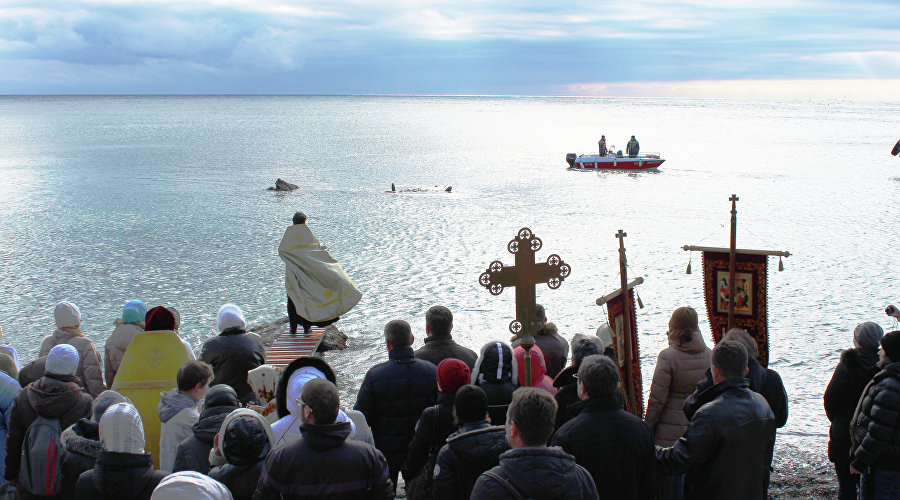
left=566, top=152, right=664, bottom=171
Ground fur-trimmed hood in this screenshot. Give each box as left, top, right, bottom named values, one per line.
left=61, top=419, right=102, bottom=459
left=275, top=356, right=336, bottom=419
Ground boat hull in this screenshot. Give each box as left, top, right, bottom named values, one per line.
left=569, top=154, right=664, bottom=171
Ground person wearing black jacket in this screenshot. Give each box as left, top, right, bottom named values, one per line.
left=414, top=306, right=478, bottom=369
left=824, top=321, right=883, bottom=500
left=60, top=390, right=131, bottom=500
left=433, top=385, right=509, bottom=500
left=850, top=330, right=900, bottom=498
left=553, top=334, right=606, bottom=429
left=404, top=358, right=469, bottom=481
left=470, top=340, right=518, bottom=425
left=551, top=355, right=655, bottom=500
left=256, top=379, right=394, bottom=500
left=471, top=387, right=598, bottom=500
left=683, top=329, right=788, bottom=428
left=354, top=319, right=437, bottom=490
left=75, top=403, right=167, bottom=500
left=209, top=409, right=274, bottom=500
left=200, top=304, right=266, bottom=404
left=658, top=341, right=776, bottom=500
left=173, top=384, right=240, bottom=474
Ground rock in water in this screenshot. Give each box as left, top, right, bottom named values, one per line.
left=318, top=324, right=349, bottom=352
left=268, top=178, right=299, bottom=191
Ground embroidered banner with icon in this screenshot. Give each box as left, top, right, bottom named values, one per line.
left=605, top=289, right=643, bottom=417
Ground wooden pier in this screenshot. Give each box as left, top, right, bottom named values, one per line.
left=266, top=327, right=325, bottom=370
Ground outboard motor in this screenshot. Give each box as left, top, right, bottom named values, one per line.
left=565, top=153, right=577, bottom=167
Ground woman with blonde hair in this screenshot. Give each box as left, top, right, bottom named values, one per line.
left=645, top=306, right=711, bottom=500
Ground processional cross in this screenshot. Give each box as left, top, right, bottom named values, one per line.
left=479, top=228, right=571, bottom=387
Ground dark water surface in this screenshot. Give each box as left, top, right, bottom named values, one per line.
left=2, top=95, right=899, bottom=452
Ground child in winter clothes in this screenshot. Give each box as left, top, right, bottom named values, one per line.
left=105, top=299, right=147, bottom=387
left=39, top=301, right=107, bottom=397
left=75, top=402, right=168, bottom=500
left=158, top=359, right=213, bottom=473
left=208, top=409, right=275, bottom=500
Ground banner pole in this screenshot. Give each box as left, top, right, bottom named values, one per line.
left=728, top=195, right=739, bottom=331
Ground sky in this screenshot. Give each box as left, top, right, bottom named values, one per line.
left=1, top=0, right=899, bottom=97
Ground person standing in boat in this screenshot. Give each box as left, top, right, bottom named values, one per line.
left=626, top=135, right=640, bottom=157
left=599, top=136, right=607, bottom=156
left=279, top=212, right=362, bottom=335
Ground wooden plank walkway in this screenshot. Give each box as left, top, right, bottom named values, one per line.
left=266, top=327, right=325, bottom=370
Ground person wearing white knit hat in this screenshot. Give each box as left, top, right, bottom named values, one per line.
left=39, top=301, right=107, bottom=397
left=76, top=402, right=168, bottom=499
left=200, top=305, right=265, bottom=404
left=5, top=344, right=92, bottom=489
left=151, top=471, right=233, bottom=500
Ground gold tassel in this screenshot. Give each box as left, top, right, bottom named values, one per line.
left=686, top=257, right=692, bottom=274
left=778, top=256, right=784, bottom=271
left=636, top=291, right=644, bottom=309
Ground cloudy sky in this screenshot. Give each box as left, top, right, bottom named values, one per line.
left=1, top=0, right=898, bottom=97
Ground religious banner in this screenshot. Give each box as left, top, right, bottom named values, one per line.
left=605, top=288, right=643, bottom=417
left=702, top=250, right=770, bottom=366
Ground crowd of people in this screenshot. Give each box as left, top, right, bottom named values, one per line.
left=1, top=295, right=897, bottom=499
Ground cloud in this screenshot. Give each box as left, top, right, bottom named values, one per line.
left=0, top=0, right=899, bottom=93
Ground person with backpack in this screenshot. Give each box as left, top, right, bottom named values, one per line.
left=4, top=344, right=93, bottom=499
left=75, top=402, right=168, bottom=500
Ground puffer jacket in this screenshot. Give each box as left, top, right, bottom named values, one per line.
left=470, top=446, right=598, bottom=500
left=851, top=362, right=900, bottom=471
left=209, top=412, right=273, bottom=500
left=39, top=329, right=106, bottom=397
left=404, top=391, right=457, bottom=479
left=825, top=348, right=880, bottom=464
left=471, top=341, right=518, bottom=425
left=60, top=419, right=103, bottom=500
left=200, top=328, right=266, bottom=404
left=75, top=451, right=167, bottom=500
left=0, top=372, right=21, bottom=480
left=514, top=345, right=556, bottom=395
left=173, top=385, right=240, bottom=474
left=4, top=373, right=93, bottom=483
left=658, top=377, right=776, bottom=500
left=104, top=320, right=144, bottom=387
left=684, top=358, right=789, bottom=429
left=644, top=332, right=711, bottom=446
left=254, top=420, right=394, bottom=500
left=551, top=396, right=655, bottom=500
left=433, top=422, right=509, bottom=500
left=353, top=347, right=437, bottom=468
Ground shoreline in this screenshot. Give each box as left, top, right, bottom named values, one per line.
left=248, top=317, right=838, bottom=499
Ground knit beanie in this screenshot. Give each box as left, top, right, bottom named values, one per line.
left=100, top=402, right=145, bottom=454
left=145, top=306, right=176, bottom=331
left=217, top=304, right=246, bottom=332
left=454, top=384, right=488, bottom=423
left=854, top=322, right=884, bottom=352
left=881, top=331, right=900, bottom=362
left=46, top=344, right=79, bottom=376
left=93, top=390, right=132, bottom=422
left=437, top=358, right=470, bottom=393
left=122, top=300, right=147, bottom=324
left=54, top=301, right=81, bottom=329
left=150, top=471, right=234, bottom=500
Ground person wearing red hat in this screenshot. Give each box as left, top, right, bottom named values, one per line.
left=404, top=358, right=470, bottom=496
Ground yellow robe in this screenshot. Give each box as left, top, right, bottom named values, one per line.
left=279, top=224, right=362, bottom=322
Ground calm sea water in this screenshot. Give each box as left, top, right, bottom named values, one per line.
left=1, top=95, right=899, bottom=451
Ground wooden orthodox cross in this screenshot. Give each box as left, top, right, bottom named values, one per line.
left=479, top=228, right=571, bottom=387
left=596, top=230, right=645, bottom=416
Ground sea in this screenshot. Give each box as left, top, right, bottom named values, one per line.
left=1, top=95, right=899, bottom=454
